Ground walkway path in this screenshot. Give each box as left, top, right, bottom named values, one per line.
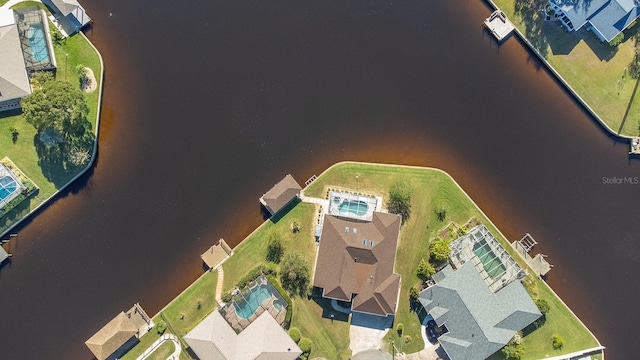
left=299, top=194, right=329, bottom=207
left=215, top=266, right=224, bottom=304
left=136, top=333, right=181, bottom=360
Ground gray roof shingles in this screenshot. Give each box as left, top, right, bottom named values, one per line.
left=418, top=263, right=541, bottom=360
left=0, top=24, right=30, bottom=103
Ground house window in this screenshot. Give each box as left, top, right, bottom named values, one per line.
left=345, top=227, right=349, bottom=233
left=370, top=240, right=374, bottom=246
left=363, top=239, right=366, bottom=245
left=353, top=228, right=358, bottom=234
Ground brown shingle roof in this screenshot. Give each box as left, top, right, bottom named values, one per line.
left=313, top=212, right=401, bottom=316
left=259, top=174, right=301, bottom=215
left=85, top=312, right=137, bottom=360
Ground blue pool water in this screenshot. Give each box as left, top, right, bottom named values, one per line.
left=27, top=24, right=50, bottom=63
left=234, top=285, right=273, bottom=319
left=0, top=176, right=18, bottom=202
left=339, top=200, right=368, bottom=216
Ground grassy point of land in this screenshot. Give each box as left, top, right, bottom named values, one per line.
left=0, top=25, right=102, bottom=234
left=490, top=0, right=640, bottom=136
left=306, top=162, right=600, bottom=358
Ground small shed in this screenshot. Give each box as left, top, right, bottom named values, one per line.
left=259, top=174, right=301, bottom=216
left=201, top=238, right=233, bottom=270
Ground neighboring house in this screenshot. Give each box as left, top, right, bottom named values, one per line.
left=313, top=211, right=401, bottom=317
left=184, top=310, right=302, bottom=360
left=550, top=0, right=640, bottom=42
left=0, top=23, right=31, bottom=112
left=42, top=0, right=91, bottom=34
left=418, top=225, right=541, bottom=360
left=85, top=304, right=153, bottom=360
left=259, top=174, right=302, bottom=216
left=0, top=6, right=57, bottom=112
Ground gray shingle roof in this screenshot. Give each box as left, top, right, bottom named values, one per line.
left=551, top=0, right=640, bottom=41
left=418, top=263, right=541, bottom=360
left=0, top=24, right=30, bottom=104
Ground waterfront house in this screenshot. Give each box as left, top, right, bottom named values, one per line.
left=85, top=304, right=153, bottom=360
left=549, top=0, right=640, bottom=43
left=0, top=24, right=30, bottom=112
left=418, top=225, right=541, bottom=360
left=259, top=174, right=302, bottom=216
left=0, top=7, right=57, bottom=112
left=42, top=0, right=91, bottom=34
left=184, top=310, right=302, bottom=360
left=313, top=211, right=401, bottom=317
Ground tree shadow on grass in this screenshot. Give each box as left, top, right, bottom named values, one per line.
left=515, top=0, right=551, bottom=58
left=33, top=120, right=96, bottom=189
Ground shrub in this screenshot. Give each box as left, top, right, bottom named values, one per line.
left=387, top=181, right=412, bottom=224
left=266, top=234, right=285, bottom=263
left=416, top=258, right=435, bottom=280
left=156, top=320, right=167, bottom=334
left=280, top=253, right=311, bottom=297
left=409, top=287, right=419, bottom=302
left=535, top=299, right=550, bottom=315
left=429, top=238, right=452, bottom=262
left=396, top=323, right=404, bottom=337
left=298, top=337, right=312, bottom=353
left=502, top=335, right=525, bottom=359
left=10, top=127, right=18, bottom=144
left=288, top=327, right=301, bottom=343
left=551, top=334, right=565, bottom=349
left=221, top=292, right=233, bottom=303
left=610, top=33, right=624, bottom=46
left=404, top=335, right=412, bottom=343
left=436, top=206, right=447, bottom=222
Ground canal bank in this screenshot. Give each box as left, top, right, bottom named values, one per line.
left=1, top=1, right=638, bottom=358
left=0, top=30, right=105, bottom=239
left=483, top=0, right=639, bottom=148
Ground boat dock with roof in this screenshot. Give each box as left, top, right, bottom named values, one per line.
left=484, top=10, right=515, bottom=42
left=512, top=233, right=553, bottom=277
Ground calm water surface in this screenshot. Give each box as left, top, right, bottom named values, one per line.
left=0, top=0, right=638, bottom=358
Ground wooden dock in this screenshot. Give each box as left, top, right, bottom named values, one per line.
left=630, top=137, right=640, bottom=154
left=484, top=10, right=515, bottom=42
left=511, top=233, right=552, bottom=277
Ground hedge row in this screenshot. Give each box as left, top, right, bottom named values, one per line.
left=267, top=274, right=293, bottom=328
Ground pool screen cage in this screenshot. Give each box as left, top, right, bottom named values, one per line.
left=219, top=273, right=289, bottom=333
left=13, top=6, right=57, bottom=73
left=0, top=163, right=25, bottom=208
left=449, top=224, right=525, bottom=292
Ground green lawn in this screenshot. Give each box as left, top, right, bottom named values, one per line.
left=0, top=24, right=102, bottom=234
left=306, top=162, right=600, bottom=358
left=220, top=201, right=353, bottom=359
left=490, top=0, right=640, bottom=136
left=144, top=341, right=175, bottom=360
left=161, top=270, right=218, bottom=337
left=221, top=202, right=318, bottom=292
left=119, top=326, right=161, bottom=360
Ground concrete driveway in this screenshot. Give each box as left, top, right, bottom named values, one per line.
left=349, top=312, right=394, bottom=355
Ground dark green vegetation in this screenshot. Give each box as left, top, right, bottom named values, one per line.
left=0, top=23, right=102, bottom=235
left=386, top=180, right=412, bottom=224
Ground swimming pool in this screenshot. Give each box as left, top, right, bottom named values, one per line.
left=27, top=24, right=50, bottom=63
left=0, top=175, right=18, bottom=202
left=234, top=284, right=274, bottom=319
left=339, top=200, right=368, bottom=216
left=473, top=241, right=506, bottom=280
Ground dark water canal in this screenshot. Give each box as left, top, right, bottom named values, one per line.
left=0, top=0, right=638, bottom=358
